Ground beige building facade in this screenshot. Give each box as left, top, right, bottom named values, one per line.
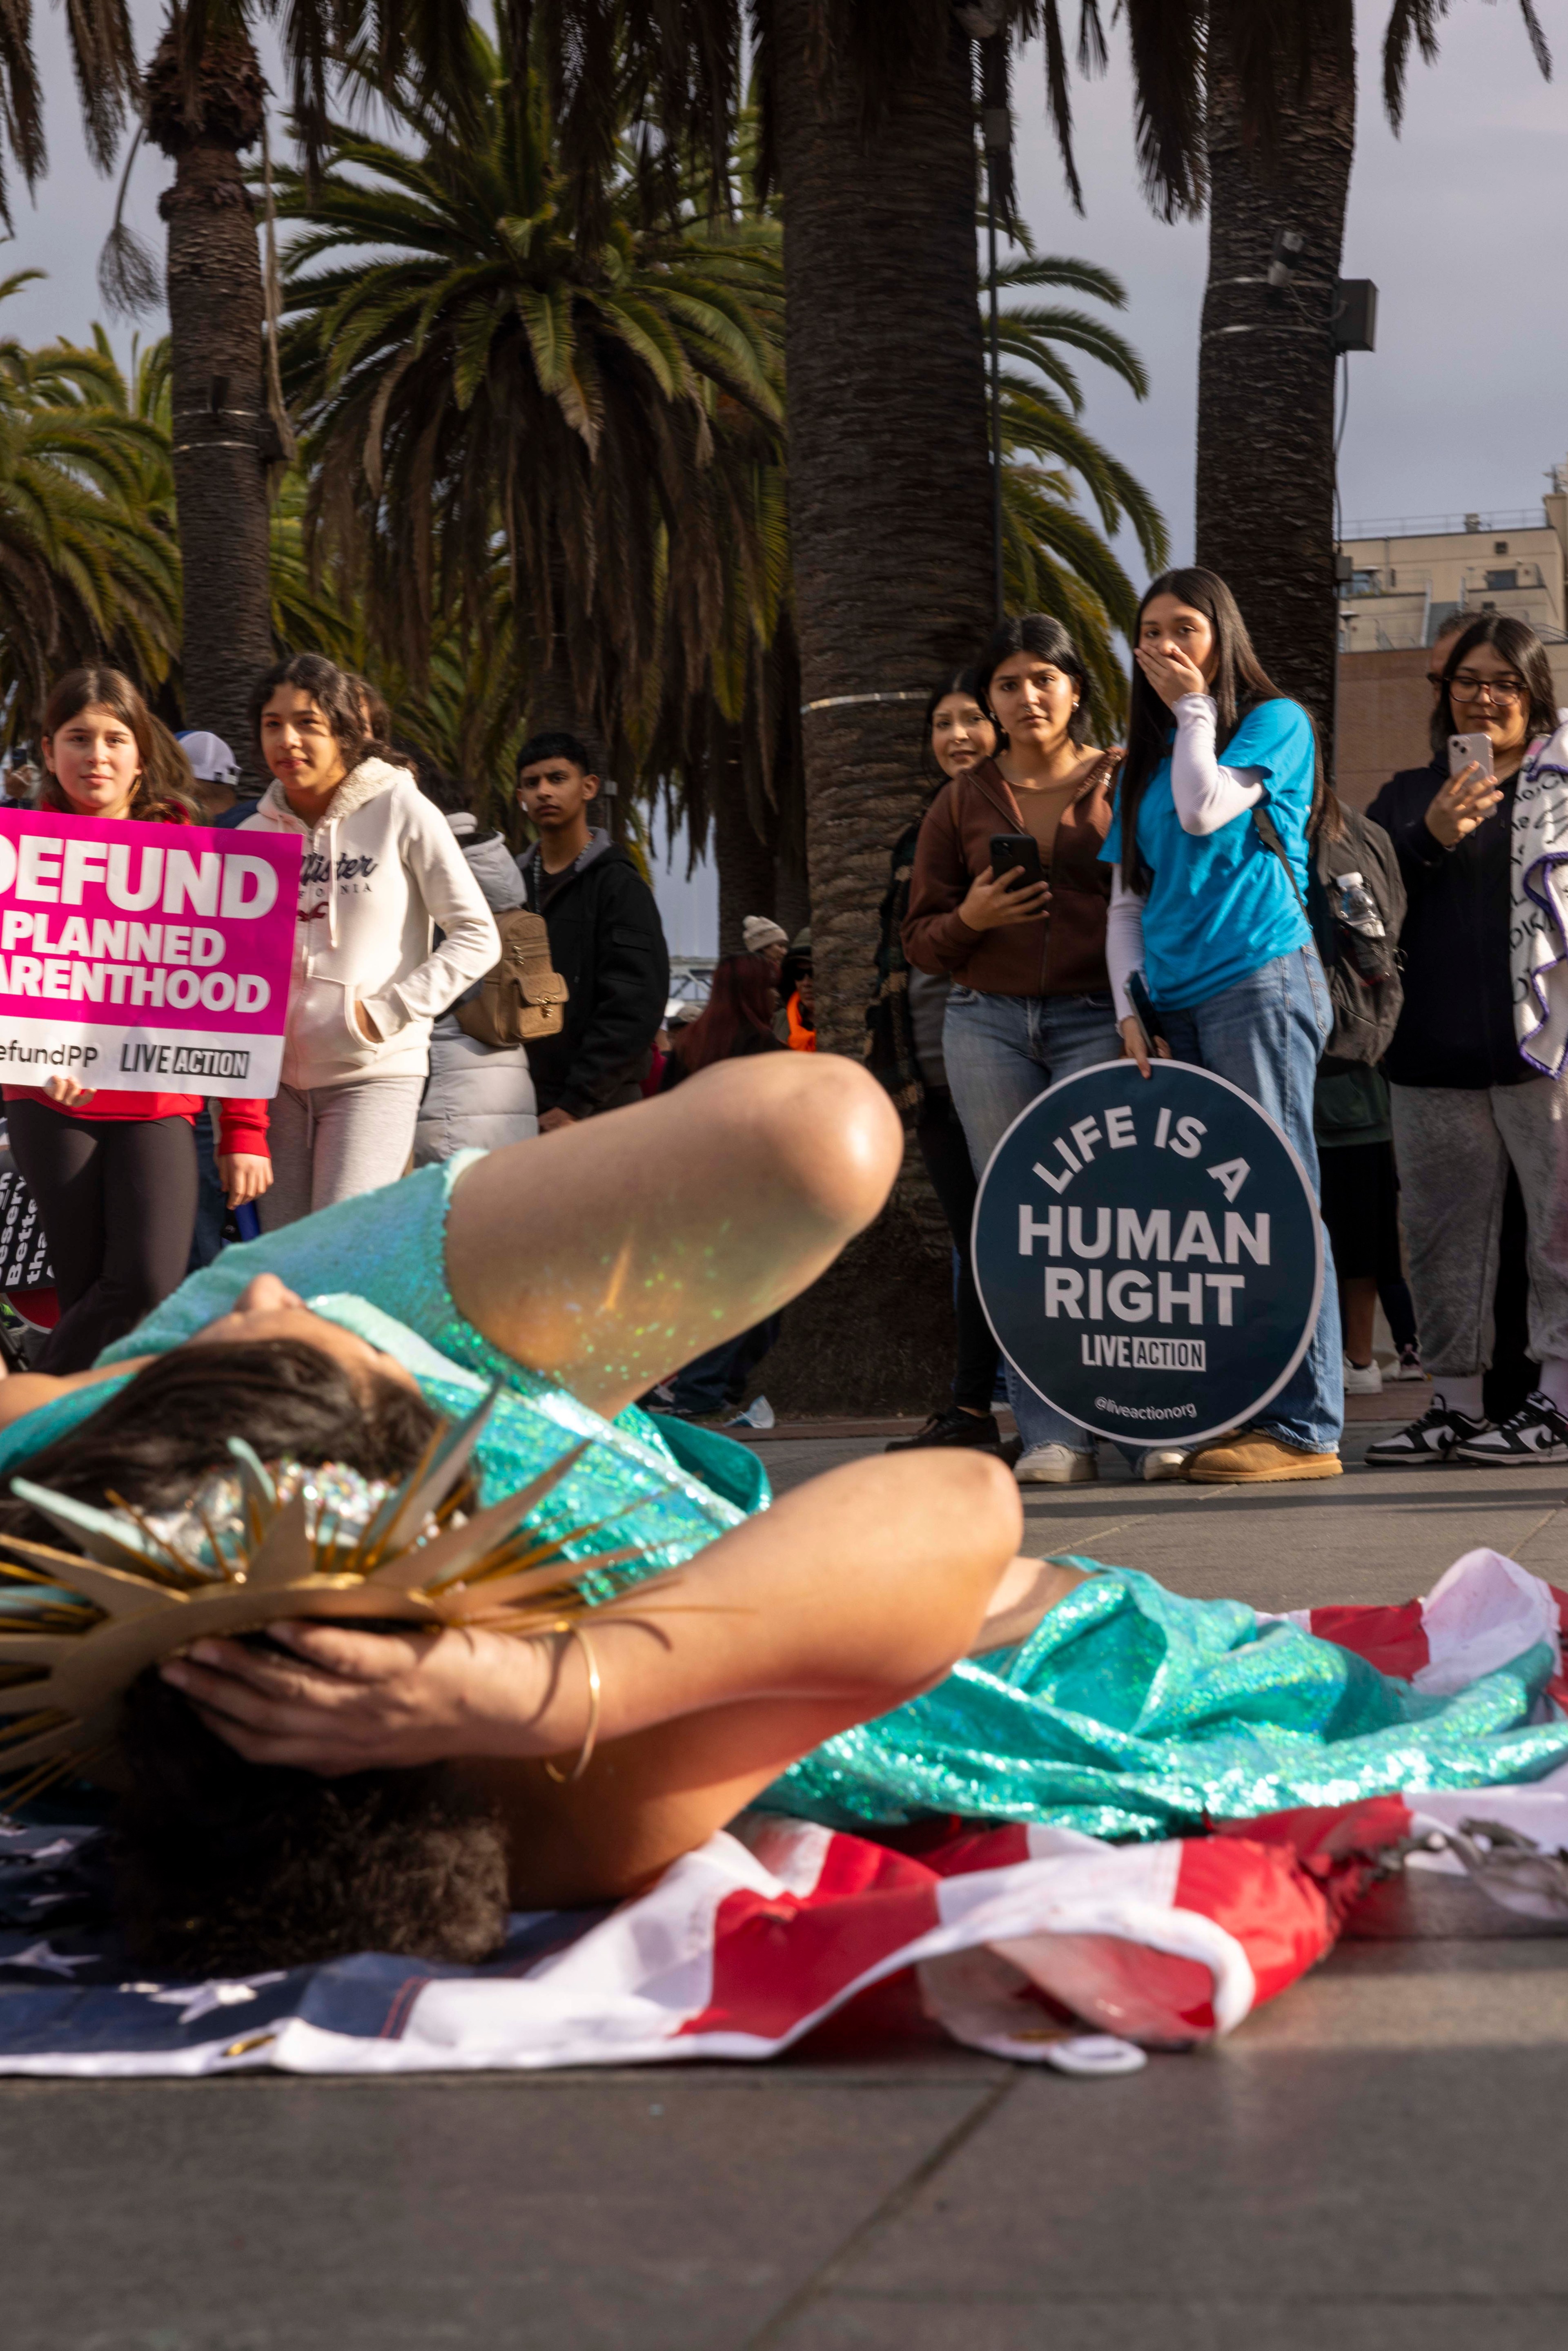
left=1334, top=464, right=1568, bottom=807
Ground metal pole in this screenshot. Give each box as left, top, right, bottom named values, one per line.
left=987, top=156, right=1004, bottom=623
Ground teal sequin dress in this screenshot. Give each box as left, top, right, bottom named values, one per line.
left=4, top=1153, right=1567, bottom=1840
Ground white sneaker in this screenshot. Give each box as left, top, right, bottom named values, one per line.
left=1015, top=1445, right=1098, bottom=1486
left=1342, top=1355, right=1383, bottom=1395
left=1390, top=1345, right=1426, bottom=1383
left=1140, top=1448, right=1193, bottom=1481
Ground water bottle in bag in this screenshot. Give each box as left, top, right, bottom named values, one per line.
left=1332, top=871, right=1389, bottom=979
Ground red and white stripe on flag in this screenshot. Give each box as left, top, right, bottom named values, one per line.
left=262, top=1799, right=1406, bottom=2074
left=1262, top=1543, right=1568, bottom=1712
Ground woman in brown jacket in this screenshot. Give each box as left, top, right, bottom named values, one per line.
left=903, top=614, right=1137, bottom=1487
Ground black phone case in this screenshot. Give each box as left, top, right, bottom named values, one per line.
left=989, top=833, right=1043, bottom=889
left=1127, top=970, right=1165, bottom=1045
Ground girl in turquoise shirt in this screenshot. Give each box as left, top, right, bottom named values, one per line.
left=1101, top=567, right=1343, bottom=1483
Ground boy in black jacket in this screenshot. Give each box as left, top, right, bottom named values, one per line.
left=514, top=732, right=670, bottom=1129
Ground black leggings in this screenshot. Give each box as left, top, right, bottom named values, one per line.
left=7, top=1100, right=199, bottom=1374
left=915, top=1086, right=1001, bottom=1414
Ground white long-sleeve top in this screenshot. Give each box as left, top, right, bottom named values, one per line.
left=1103, top=694, right=1268, bottom=1022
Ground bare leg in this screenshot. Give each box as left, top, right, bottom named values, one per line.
left=445, top=1054, right=903, bottom=1419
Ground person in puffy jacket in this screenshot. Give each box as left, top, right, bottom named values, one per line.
left=241, top=655, right=498, bottom=1226
left=5, top=668, right=272, bottom=1370
left=407, top=756, right=538, bottom=1163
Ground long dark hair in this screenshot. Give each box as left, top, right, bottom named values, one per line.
left=1, top=1341, right=509, bottom=1975
left=1429, top=613, right=1559, bottom=763
left=1117, top=567, right=1317, bottom=895
left=920, top=666, right=992, bottom=783
left=247, top=652, right=390, bottom=775
left=0, top=1338, right=442, bottom=1526
left=975, top=614, right=1093, bottom=752
left=39, top=667, right=197, bottom=824
left=674, top=952, right=779, bottom=1072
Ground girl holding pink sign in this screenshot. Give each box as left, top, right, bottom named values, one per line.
left=2, top=669, right=273, bottom=1374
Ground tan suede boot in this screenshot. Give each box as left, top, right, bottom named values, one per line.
left=1187, top=1433, right=1343, bottom=1483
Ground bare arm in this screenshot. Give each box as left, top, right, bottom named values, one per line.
left=161, top=1449, right=1025, bottom=1900
left=0, top=1355, right=154, bottom=1429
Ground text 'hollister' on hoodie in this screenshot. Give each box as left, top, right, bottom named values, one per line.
left=241, top=758, right=499, bottom=1091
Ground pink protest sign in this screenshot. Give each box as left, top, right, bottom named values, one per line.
left=0, top=812, right=301, bottom=1099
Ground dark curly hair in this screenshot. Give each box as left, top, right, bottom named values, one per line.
left=247, top=652, right=393, bottom=774
left=114, top=1673, right=509, bottom=1975
left=2, top=1339, right=510, bottom=1975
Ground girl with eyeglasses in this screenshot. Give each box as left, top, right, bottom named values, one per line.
left=1365, top=613, right=1568, bottom=1469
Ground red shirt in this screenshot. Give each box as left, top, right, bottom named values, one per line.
left=2, top=800, right=270, bottom=1157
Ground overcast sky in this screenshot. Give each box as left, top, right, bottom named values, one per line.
left=4, top=0, right=1565, bottom=947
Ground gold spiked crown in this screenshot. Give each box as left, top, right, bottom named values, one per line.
left=0, top=1385, right=653, bottom=1805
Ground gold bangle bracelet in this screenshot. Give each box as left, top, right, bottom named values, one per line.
left=543, top=1621, right=601, bottom=1785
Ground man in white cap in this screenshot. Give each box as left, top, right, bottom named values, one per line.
left=176, top=729, right=250, bottom=826
left=742, top=915, right=788, bottom=975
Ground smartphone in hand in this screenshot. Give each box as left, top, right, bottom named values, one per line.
left=989, top=832, right=1045, bottom=892
left=1448, top=732, right=1496, bottom=781
left=1127, top=970, right=1165, bottom=1055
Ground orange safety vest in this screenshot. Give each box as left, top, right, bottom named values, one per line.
left=786, top=993, right=817, bottom=1052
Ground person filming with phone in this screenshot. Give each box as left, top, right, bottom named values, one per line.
left=1364, top=613, right=1568, bottom=1470
left=903, top=613, right=1126, bottom=1486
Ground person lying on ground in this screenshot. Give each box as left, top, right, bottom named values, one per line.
left=3, top=1058, right=1568, bottom=1982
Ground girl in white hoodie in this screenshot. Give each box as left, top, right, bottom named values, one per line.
left=242, top=655, right=499, bottom=1227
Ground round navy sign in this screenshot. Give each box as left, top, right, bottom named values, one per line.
left=973, top=1060, right=1322, bottom=1448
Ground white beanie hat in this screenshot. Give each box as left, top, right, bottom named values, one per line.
left=742, top=915, right=789, bottom=955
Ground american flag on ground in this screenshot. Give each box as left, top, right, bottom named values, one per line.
left=1, top=1548, right=1565, bottom=2079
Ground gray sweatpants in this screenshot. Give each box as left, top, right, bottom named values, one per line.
left=1389, top=1077, right=1568, bottom=1376
left=258, top=1074, right=427, bottom=1231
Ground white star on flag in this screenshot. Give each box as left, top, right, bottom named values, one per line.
left=3, top=1941, right=95, bottom=1976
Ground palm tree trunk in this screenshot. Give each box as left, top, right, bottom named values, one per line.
left=772, top=0, right=994, bottom=1046
left=152, top=35, right=274, bottom=777
left=1195, top=0, right=1356, bottom=756
left=762, top=0, right=992, bottom=1413
left=715, top=776, right=780, bottom=952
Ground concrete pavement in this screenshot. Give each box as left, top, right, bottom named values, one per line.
left=4, top=1424, right=1567, bottom=2350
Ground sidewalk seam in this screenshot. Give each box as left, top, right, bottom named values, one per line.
left=741, top=2072, right=1016, bottom=2349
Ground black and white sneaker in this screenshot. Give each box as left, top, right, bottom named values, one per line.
left=1364, top=1396, right=1492, bottom=1467
left=1450, top=1391, right=1568, bottom=1466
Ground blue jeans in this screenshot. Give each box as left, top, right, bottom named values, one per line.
left=674, top=1315, right=782, bottom=1415
left=1160, top=947, right=1343, bottom=1454
left=186, top=1105, right=227, bottom=1274
left=944, top=987, right=1125, bottom=1456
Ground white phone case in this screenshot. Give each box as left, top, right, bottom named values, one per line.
left=1448, top=731, right=1496, bottom=780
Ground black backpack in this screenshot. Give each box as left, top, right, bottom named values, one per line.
left=1252, top=796, right=1405, bottom=1068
